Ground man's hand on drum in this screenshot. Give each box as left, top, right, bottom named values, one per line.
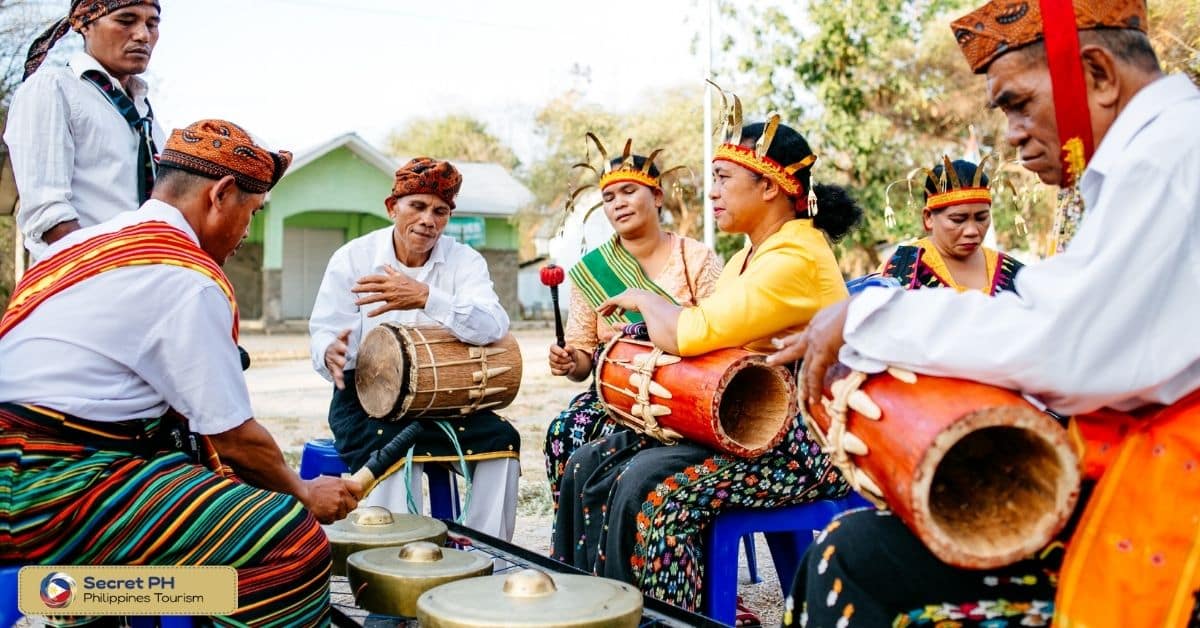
left=766, top=300, right=851, bottom=406
left=300, top=475, right=364, bottom=524
left=596, top=288, right=653, bottom=319
left=352, top=266, right=431, bottom=317
left=324, top=329, right=352, bottom=390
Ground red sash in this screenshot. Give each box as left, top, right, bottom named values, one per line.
left=1, top=220, right=238, bottom=341
left=0, top=220, right=239, bottom=476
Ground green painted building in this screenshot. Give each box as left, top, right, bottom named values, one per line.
left=225, top=133, right=530, bottom=327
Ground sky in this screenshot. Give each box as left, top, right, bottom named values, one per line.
left=39, top=0, right=716, bottom=164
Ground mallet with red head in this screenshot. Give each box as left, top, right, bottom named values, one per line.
left=540, top=263, right=566, bottom=348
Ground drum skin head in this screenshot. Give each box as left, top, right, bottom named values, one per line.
left=356, top=325, right=409, bottom=418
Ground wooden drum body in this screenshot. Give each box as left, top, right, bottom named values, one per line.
left=356, top=324, right=522, bottom=420
left=595, top=335, right=796, bottom=458
left=804, top=365, right=1081, bottom=569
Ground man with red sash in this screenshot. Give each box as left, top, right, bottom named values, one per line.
left=0, top=119, right=361, bottom=626
left=770, top=0, right=1200, bottom=626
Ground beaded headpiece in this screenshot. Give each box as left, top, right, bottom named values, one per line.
left=708, top=81, right=819, bottom=215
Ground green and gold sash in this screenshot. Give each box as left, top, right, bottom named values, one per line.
left=568, top=235, right=677, bottom=327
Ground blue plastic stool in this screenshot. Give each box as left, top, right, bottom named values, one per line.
left=702, top=494, right=873, bottom=625
left=299, top=438, right=349, bottom=480
left=299, top=438, right=460, bottom=519
left=1, top=565, right=21, bottom=627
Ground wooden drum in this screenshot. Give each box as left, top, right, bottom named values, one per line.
left=356, top=324, right=522, bottom=420
left=594, top=335, right=796, bottom=458
left=803, top=364, right=1081, bottom=569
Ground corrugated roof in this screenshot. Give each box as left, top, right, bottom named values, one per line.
left=285, top=132, right=532, bottom=217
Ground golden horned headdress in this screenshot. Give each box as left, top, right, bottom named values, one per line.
left=883, top=151, right=1027, bottom=235
left=565, top=134, right=690, bottom=223
left=708, top=80, right=819, bottom=214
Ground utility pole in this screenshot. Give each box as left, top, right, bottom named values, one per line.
left=702, top=0, right=715, bottom=248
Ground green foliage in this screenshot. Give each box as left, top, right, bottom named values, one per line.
left=385, top=114, right=520, bottom=170
left=718, top=0, right=1199, bottom=274
left=518, top=87, right=714, bottom=255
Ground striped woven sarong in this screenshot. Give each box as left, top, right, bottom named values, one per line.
left=0, top=403, right=332, bottom=627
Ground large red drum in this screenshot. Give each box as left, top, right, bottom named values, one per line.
left=803, top=364, right=1082, bottom=569
left=595, top=335, right=796, bottom=458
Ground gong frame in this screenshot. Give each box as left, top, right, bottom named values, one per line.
left=329, top=521, right=726, bottom=628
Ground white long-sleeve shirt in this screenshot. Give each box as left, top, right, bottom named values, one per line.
left=839, top=74, right=1200, bottom=416
left=309, top=226, right=510, bottom=381
left=0, top=201, right=252, bottom=435
left=4, top=52, right=165, bottom=260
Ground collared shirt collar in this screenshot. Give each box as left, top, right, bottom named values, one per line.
left=1082, top=74, right=1199, bottom=201
left=68, top=51, right=150, bottom=101
left=139, top=199, right=201, bottom=244
left=370, top=227, right=451, bottom=271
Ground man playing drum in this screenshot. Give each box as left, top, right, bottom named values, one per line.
left=310, top=157, right=521, bottom=541
left=770, top=0, right=1200, bottom=625
left=0, top=119, right=360, bottom=626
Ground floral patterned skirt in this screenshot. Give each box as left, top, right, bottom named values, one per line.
left=544, top=386, right=622, bottom=513
left=551, top=413, right=847, bottom=611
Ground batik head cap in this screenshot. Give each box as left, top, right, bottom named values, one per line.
left=707, top=80, right=817, bottom=199
left=387, top=157, right=463, bottom=210
left=951, top=0, right=1147, bottom=73
left=24, top=0, right=161, bottom=80
left=158, top=120, right=293, bottom=194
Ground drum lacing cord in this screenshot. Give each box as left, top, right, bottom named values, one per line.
left=630, top=347, right=676, bottom=443
left=402, top=421, right=473, bottom=524
left=807, top=369, right=889, bottom=507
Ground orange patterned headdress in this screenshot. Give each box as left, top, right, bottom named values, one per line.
left=951, top=0, right=1147, bottom=74
left=158, top=120, right=293, bottom=194
left=24, top=0, right=161, bottom=79
left=387, top=157, right=463, bottom=210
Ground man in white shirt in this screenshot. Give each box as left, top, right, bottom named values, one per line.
left=311, top=157, right=521, bottom=541
left=6, top=0, right=165, bottom=260
left=0, top=119, right=360, bottom=626
left=769, top=1, right=1200, bottom=626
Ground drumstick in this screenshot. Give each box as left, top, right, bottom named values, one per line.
left=539, top=263, right=566, bottom=348
left=350, top=421, right=423, bottom=490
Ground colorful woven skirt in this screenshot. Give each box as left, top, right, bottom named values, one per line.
left=0, top=403, right=332, bottom=627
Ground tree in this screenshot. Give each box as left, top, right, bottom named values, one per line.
left=385, top=114, right=519, bottom=170
left=718, top=0, right=1199, bottom=276
left=517, top=86, right=747, bottom=261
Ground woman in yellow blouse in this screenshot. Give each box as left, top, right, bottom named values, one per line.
left=544, top=149, right=723, bottom=512
left=550, top=117, right=863, bottom=616
left=880, top=159, right=1023, bottom=295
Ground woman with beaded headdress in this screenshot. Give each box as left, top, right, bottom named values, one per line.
left=551, top=89, right=864, bottom=618
left=881, top=157, right=1023, bottom=295
left=544, top=137, right=723, bottom=513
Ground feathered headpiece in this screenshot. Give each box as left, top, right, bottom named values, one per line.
left=882, top=151, right=1028, bottom=236
left=707, top=80, right=819, bottom=214
left=563, top=134, right=690, bottom=227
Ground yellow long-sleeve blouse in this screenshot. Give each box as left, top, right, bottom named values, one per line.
left=676, top=219, right=849, bottom=356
